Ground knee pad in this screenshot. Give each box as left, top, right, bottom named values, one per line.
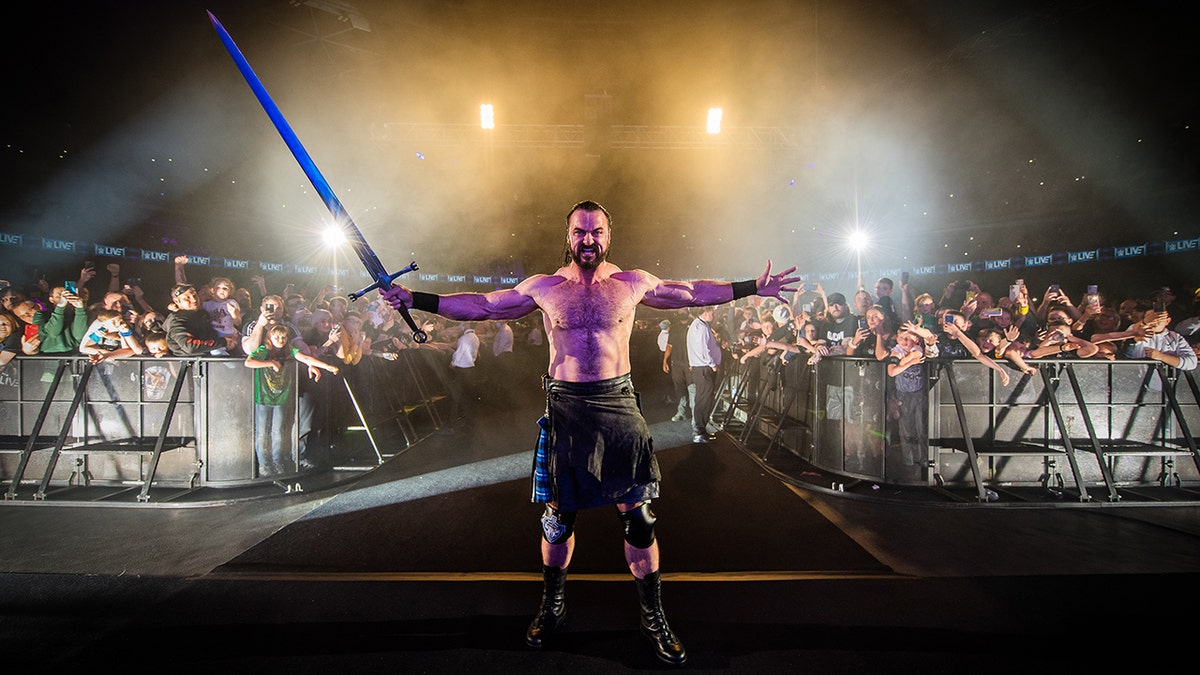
left=619, top=502, right=657, bottom=549
left=540, top=505, right=577, bottom=545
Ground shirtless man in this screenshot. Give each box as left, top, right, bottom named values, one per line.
left=383, top=200, right=798, bottom=666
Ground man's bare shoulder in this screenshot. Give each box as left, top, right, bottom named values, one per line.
left=512, top=273, right=570, bottom=300
left=610, top=268, right=658, bottom=287
left=516, top=272, right=568, bottom=290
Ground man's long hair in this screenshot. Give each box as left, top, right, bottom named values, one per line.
left=563, top=200, right=612, bottom=265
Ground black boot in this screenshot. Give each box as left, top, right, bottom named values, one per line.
left=525, top=565, right=567, bottom=648
left=634, top=570, right=687, bottom=666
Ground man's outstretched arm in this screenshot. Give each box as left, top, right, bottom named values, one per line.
left=382, top=276, right=545, bottom=321
left=641, top=260, right=800, bottom=310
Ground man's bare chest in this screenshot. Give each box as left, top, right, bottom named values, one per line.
left=543, top=280, right=636, bottom=332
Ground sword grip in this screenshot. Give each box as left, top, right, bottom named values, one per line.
left=395, top=303, right=428, bottom=344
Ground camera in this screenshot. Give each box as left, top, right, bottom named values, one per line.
left=264, top=302, right=276, bottom=312
left=126, top=277, right=141, bottom=288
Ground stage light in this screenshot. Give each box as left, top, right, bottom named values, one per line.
left=322, top=225, right=346, bottom=248
left=848, top=229, right=869, bottom=252
left=845, top=228, right=870, bottom=290
left=707, top=107, right=722, bottom=134
left=480, top=104, right=495, bottom=130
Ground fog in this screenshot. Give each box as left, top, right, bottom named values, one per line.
left=2, top=0, right=1196, bottom=289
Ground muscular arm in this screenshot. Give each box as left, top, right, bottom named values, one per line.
left=434, top=288, right=541, bottom=321
left=641, top=278, right=740, bottom=310
left=383, top=276, right=546, bottom=321
left=641, top=261, right=798, bottom=310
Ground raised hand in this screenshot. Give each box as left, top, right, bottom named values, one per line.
left=755, top=261, right=801, bottom=300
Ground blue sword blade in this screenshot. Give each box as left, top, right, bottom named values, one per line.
left=209, top=11, right=428, bottom=343
left=207, top=11, right=387, bottom=282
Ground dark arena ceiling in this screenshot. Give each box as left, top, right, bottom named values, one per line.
left=2, top=0, right=1197, bottom=293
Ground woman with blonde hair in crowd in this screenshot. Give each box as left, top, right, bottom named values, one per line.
left=335, top=313, right=371, bottom=366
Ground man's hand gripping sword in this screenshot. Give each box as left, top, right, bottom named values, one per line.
left=208, top=11, right=428, bottom=343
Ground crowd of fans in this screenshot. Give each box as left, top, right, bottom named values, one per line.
left=2, top=259, right=1197, bottom=381
left=714, top=275, right=1200, bottom=377
left=640, top=275, right=1200, bottom=471
left=0, top=257, right=552, bottom=477
left=0, top=256, right=548, bottom=370
left=3, top=258, right=1198, bottom=474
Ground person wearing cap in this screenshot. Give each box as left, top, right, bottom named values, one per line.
left=656, top=319, right=671, bottom=352
left=162, top=283, right=238, bottom=356
left=1150, top=286, right=1191, bottom=330
left=809, top=291, right=858, bottom=355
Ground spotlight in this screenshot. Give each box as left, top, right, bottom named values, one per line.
left=848, top=229, right=869, bottom=252
left=480, top=103, right=495, bottom=130
left=706, top=107, right=722, bottom=135
left=845, top=228, right=870, bottom=290
left=322, top=225, right=346, bottom=248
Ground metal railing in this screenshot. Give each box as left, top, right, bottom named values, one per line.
left=0, top=351, right=451, bottom=503
left=723, top=355, right=1200, bottom=503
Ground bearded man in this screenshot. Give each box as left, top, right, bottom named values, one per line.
left=383, top=200, right=798, bottom=665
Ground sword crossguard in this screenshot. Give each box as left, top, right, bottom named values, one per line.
left=348, top=261, right=428, bottom=343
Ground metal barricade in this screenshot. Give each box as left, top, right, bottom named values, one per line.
left=0, top=352, right=452, bottom=502
left=733, top=355, right=1200, bottom=502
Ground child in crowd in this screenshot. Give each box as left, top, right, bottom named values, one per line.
left=79, top=308, right=144, bottom=363
left=887, top=323, right=938, bottom=467
left=244, top=324, right=339, bottom=476
left=144, top=331, right=171, bottom=358
left=204, top=277, right=242, bottom=353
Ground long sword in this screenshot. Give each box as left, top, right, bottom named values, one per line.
left=208, top=11, right=428, bottom=343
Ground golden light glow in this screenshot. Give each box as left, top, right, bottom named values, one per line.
left=706, top=107, right=722, bottom=134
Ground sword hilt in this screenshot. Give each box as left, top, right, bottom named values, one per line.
left=348, top=262, right=428, bottom=343
left=392, top=302, right=429, bottom=344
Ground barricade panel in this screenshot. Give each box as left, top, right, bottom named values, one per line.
left=734, top=355, right=1200, bottom=497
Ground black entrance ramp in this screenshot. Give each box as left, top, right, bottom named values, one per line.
left=217, top=434, right=888, bottom=576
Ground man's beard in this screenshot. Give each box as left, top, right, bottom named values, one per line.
left=567, top=243, right=607, bottom=270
